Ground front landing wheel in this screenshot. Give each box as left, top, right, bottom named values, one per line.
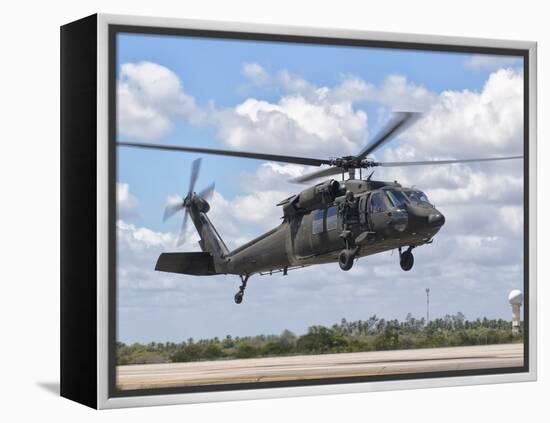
left=339, top=249, right=355, bottom=271
left=400, top=250, right=414, bottom=271
left=234, top=291, right=244, bottom=304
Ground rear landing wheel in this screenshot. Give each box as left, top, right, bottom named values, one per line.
left=339, top=249, right=355, bottom=271
left=234, top=275, right=249, bottom=304
left=400, top=250, right=414, bottom=271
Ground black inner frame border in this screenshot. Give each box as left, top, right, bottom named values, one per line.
left=108, top=23, right=530, bottom=399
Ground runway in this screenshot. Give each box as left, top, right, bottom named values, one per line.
left=117, top=343, right=523, bottom=390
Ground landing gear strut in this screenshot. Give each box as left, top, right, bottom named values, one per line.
left=399, top=246, right=414, bottom=271
left=234, top=275, right=249, bottom=304
left=338, top=228, right=359, bottom=272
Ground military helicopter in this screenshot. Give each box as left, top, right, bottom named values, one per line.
left=118, top=112, right=522, bottom=304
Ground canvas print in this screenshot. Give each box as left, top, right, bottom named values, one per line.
left=113, top=31, right=525, bottom=392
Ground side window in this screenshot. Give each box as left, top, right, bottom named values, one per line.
left=312, top=209, right=324, bottom=234
left=326, top=206, right=338, bottom=231
left=359, top=195, right=368, bottom=225
left=370, top=192, right=388, bottom=213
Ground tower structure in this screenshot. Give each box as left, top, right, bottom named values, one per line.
left=508, top=290, right=523, bottom=336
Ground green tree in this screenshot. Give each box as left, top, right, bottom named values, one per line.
left=235, top=343, right=258, bottom=359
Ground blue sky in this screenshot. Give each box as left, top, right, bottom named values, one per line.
left=115, top=31, right=524, bottom=343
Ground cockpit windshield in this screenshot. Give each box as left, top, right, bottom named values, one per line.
left=405, top=189, right=431, bottom=205
left=384, top=188, right=410, bottom=208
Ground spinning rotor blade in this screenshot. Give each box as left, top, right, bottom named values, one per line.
left=356, top=112, right=420, bottom=159
left=292, top=166, right=344, bottom=183
left=177, top=209, right=190, bottom=247
left=188, top=158, right=202, bottom=196
left=377, top=155, right=523, bottom=167
left=198, top=182, right=216, bottom=200
left=163, top=201, right=184, bottom=222
left=118, top=142, right=331, bottom=167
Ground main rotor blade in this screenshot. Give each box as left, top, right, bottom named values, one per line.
left=356, top=112, right=420, bottom=159
left=197, top=182, right=216, bottom=200
left=177, top=209, right=190, bottom=247
left=292, top=166, right=343, bottom=183
left=163, top=200, right=184, bottom=222
left=118, top=142, right=331, bottom=167
left=377, top=155, right=523, bottom=167
left=188, top=158, right=202, bottom=197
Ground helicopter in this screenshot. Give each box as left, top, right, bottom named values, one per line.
left=118, top=112, right=523, bottom=304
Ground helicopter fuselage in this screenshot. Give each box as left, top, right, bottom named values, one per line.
left=215, top=179, right=445, bottom=275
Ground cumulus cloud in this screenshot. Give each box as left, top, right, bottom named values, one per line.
left=117, top=61, right=437, bottom=156
left=464, top=54, right=523, bottom=71
left=329, top=74, right=437, bottom=111
left=117, top=183, right=138, bottom=218
left=117, top=219, right=178, bottom=292
left=242, top=62, right=270, bottom=85
left=273, top=70, right=436, bottom=112
left=371, top=68, right=524, bottom=219
left=277, top=69, right=319, bottom=97
left=215, top=67, right=439, bottom=156
left=117, top=61, right=202, bottom=140
left=406, top=68, right=523, bottom=158
left=242, top=162, right=306, bottom=191
left=216, top=95, right=367, bottom=156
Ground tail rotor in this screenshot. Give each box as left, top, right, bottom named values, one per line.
left=162, top=158, right=215, bottom=246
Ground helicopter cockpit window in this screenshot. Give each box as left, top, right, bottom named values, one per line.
left=326, top=206, right=338, bottom=231
left=385, top=188, right=410, bottom=209
left=370, top=192, right=388, bottom=213
left=405, top=189, right=431, bottom=205
left=312, top=209, right=324, bottom=234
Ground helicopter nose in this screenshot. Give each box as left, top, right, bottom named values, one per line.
left=428, top=211, right=445, bottom=227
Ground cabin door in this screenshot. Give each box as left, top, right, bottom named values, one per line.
left=367, top=191, right=392, bottom=235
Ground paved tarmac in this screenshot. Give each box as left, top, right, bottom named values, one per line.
left=117, top=343, right=523, bottom=390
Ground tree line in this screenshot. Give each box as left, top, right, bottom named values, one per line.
left=117, top=313, right=522, bottom=365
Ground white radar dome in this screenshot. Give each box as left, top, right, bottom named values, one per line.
left=508, top=289, right=523, bottom=305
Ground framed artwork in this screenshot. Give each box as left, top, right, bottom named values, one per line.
left=60, top=14, right=537, bottom=409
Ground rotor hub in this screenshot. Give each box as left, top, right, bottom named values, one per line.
left=329, top=156, right=377, bottom=170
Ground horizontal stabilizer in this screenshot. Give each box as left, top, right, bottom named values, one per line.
left=155, top=252, right=217, bottom=276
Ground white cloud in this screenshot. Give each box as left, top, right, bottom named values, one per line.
left=117, top=183, right=138, bottom=218
left=242, top=62, right=270, bottom=85
left=376, top=68, right=524, bottom=202
left=117, top=61, right=438, bottom=156
left=229, top=191, right=287, bottom=227
left=329, top=74, right=437, bottom=112
left=277, top=69, right=319, bottom=97
left=408, top=68, right=523, bottom=158
left=118, top=219, right=175, bottom=249
left=216, top=95, right=367, bottom=156
left=244, top=162, right=306, bottom=191
left=464, top=54, right=523, bottom=71
left=116, top=219, right=179, bottom=293
left=274, top=69, right=436, bottom=112
left=117, top=61, right=202, bottom=140
left=499, top=206, right=523, bottom=235
left=215, top=67, right=439, bottom=157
